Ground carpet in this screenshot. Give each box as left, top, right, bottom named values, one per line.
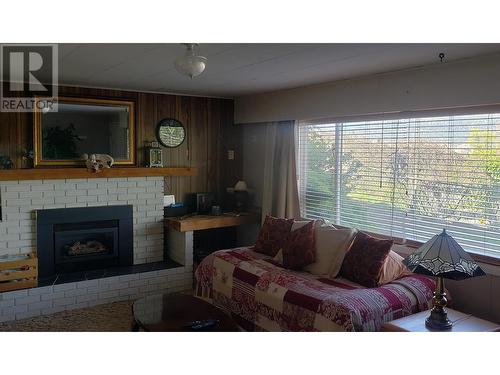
left=0, top=301, right=134, bottom=332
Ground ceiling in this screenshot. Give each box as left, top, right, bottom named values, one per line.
left=53, top=43, right=500, bottom=98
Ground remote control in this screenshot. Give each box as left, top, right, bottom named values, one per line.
left=190, top=319, right=219, bottom=330
left=183, top=320, right=203, bottom=327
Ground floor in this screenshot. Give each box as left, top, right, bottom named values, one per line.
left=0, top=301, right=134, bottom=331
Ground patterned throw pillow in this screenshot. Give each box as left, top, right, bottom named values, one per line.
left=340, top=231, right=393, bottom=288
left=253, top=215, right=294, bottom=257
left=282, top=220, right=316, bottom=270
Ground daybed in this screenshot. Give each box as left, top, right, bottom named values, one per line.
left=195, top=246, right=435, bottom=331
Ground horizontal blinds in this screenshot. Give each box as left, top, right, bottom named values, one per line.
left=297, top=112, right=500, bottom=258
left=340, top=119, right=405, bottom=239
left=297, top=123, right=337, bottom=223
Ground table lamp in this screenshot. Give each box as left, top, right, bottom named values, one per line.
left=403, top=229, right=486, bottom=330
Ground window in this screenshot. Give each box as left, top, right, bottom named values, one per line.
left=297, top=110, right=500, bottom=259
left=0, top=186, right=3, bottom=222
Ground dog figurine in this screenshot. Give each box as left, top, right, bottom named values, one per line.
left=82, top=153, right=114, bottom=173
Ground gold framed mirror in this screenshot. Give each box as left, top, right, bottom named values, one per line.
left=33, top=96, right=136, bottom=167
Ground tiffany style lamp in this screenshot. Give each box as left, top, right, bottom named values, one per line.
left=403, top=229, right=486, bottom=330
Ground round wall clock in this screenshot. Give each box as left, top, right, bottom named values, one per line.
left=156, top=118, right=186, bottom=148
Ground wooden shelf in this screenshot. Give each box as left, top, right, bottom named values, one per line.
left=165, top=213, right=260, bottom=232
left=0, top=167, right=197, bottom=181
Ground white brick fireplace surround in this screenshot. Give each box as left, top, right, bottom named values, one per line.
left=0, top=177, right=193, bottom=323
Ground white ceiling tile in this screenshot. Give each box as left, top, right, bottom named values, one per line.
left=50, top=43, right=500, bottom=97
left=60, top=44, right=161, bottom=82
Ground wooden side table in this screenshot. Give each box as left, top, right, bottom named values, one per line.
left=382, top=308, right=500, bottom=332
left=164, top=213, right=260, bottom=266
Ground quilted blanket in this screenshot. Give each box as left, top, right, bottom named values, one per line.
left=195, top=247, right=436, bottom=331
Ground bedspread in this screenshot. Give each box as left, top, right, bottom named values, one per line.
left=195, top=247, right=435, bottom=331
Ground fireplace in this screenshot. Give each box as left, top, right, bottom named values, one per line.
left=36, top=205, right=133, bottom=277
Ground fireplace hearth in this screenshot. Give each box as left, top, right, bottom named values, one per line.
left=37, top=205, right=133, bottom=277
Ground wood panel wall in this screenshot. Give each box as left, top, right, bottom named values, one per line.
left=0, top=85, right=241, bottom=203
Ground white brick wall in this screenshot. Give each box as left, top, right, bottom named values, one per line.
left=0, top=176, right=198, bottom=324
left=0, top=177, right=164, bottom=264
left=0, top=266, right=193, bottom=322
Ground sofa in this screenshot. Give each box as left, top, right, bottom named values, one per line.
left=194, top=217, right=436, bottom=331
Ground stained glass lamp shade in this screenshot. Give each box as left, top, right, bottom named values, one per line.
left=403, top=229, right=485, bottom=330
left=404, top=229, right=485, bottom=281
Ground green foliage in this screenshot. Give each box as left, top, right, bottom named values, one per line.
left=302, top=123, right=500, bottom=230
left=43, top=124, right=81, bottom=159
left=305, top=129, right=335, bottom=196
left=0, top=154, right=14, bottom=169
left=304, top=127, right=362, bottom=221
left=468, top=128, right=500, bottom=181
left=305, top=128, right=361, bottom=197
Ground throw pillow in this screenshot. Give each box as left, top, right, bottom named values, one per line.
left=305, top=224, right=357, bottom=277
left=377, top=250, right=413, bottom=285
left=253, top=215, right=294, bottom=257
left=272, top=219, right=318, bottom=266
left=273, top=249, right=283, bottom=264
left=340, top=231, right=393, bottom=288
left=282, top=220, right=316, bottom=270
left=290, top=218, right=324, bottom=231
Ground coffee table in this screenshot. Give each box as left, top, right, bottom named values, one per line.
left=132, top=293, right=239, bottom=332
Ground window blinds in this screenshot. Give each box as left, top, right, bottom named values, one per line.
left=297, top=111, right=500, bottom=258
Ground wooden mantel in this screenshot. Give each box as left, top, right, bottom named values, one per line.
left=0, top=167, right=197, bottom=181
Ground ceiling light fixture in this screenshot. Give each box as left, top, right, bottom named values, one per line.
left=174, top=43, right=207, bottom=79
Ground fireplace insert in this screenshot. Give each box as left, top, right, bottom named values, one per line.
left=37, top=205, right=133, bottom=277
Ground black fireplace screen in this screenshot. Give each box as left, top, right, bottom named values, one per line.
left=37, top=205, right=133, bottom=277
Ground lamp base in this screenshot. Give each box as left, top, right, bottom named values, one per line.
left=425, top=276, right=453, bottom=330
left=425, top=309, right=453, bottom=330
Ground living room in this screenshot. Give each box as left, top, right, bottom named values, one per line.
left=1, top=1, right=499, bottom=374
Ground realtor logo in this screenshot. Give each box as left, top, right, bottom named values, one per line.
left=1, top=44, right=58, bottom=112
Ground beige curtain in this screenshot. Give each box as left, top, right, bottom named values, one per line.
left=261, top=120, right=301, bottom=222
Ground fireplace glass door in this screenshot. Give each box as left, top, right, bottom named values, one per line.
left=52, top=220, right=120, bottom=273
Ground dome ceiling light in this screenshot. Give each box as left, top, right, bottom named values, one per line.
left=174, top=43, right=207, bottom=79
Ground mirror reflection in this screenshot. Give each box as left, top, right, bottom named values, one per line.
left=34, top=98, right=135, bottom=166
